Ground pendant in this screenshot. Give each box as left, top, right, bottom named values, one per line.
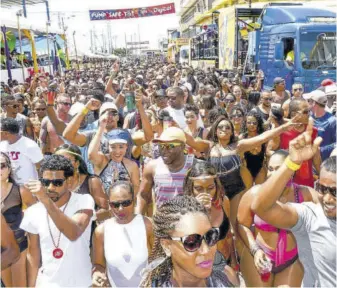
left=53, top=248, right=63, bottom=259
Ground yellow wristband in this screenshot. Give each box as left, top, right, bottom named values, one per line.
left=285, top=157, right=301, bottom=171
left=82, top=107, right=89, bottom=115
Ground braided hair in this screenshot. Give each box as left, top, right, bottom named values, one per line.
left=140, top=196, right=208, bottom=287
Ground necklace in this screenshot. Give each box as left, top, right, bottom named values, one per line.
left=46, top=194, right=71, bottom=259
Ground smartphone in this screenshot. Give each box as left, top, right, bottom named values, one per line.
left=125, top=91, right=136, bottom=112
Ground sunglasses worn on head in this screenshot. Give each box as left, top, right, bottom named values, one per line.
left=159, top=143, right=182, bottom=150
left=315, top=182, right=336, bottom=197
left=109, top=199, right=133, bottom=209
left=170, top=227, right=220, bottom=252
left=0, top=163, right=8, bottom=169
left=40, top=178, right=66, bottom=187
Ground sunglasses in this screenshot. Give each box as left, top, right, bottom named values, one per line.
left=217, top=124, right=231, bottom=130
left=155, top=96, right=167, bottom=100
left=0, top=163, right=8, bottom=169
left=247, top=121, right=257, bottom=125
left=109, top=199, right=133, bottom=209
left=59, top=102, right=72, bottom=106
left=7, top=104, right=19, bottom=108
left=224, top=99, right=235, bottom=103
left=231, top=114, right=243, bottom=119
left=263, top=97, right=273, bottom=101
left=315, top=182, right=336, bottom=197
left=159, top=143, right=182, bottom=150
left=293, top=88, right=303, bottom=92
left=40, top=178, right=66, bottom=187
left=35, top=108, right=46, bottom=112
left=105, top=110, right=118, bottom=116
left=170, top=227, right=219, bottom=252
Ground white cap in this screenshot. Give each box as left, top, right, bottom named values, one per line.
left=108, top=139, right=127, bottom=145
left=303, top=90, right=327, bottom=105
left=68, top=102, right=85, bottom=117
left=325, top=84, right=337, bottom=96
left=99, top=102, right=118, bottom=115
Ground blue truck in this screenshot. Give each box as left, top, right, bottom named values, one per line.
left=215, top=2, right=336, bottom=92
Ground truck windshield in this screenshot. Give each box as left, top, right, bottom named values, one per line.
left=300, top=31, right=336, bottom=70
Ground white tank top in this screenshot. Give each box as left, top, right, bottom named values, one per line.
left=104, top=214, right=148, bottom=287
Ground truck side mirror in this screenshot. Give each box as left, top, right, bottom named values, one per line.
left=274, top=42, right=284, bottom=61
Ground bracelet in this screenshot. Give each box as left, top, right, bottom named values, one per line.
left=47, top=104, right=54, bottom=107
left=285, top=157, right=301, bottom=171
left=82, top=107, right=89, bottom=115
left=92, top=264, right=105, bottom=276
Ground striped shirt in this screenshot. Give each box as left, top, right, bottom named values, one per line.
left=153, top=155, right=194, bottom=207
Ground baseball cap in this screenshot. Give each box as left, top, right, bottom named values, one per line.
left=99, top=102, right=118, bottom=115
left=273, top=77, right=285, bottom=85
left=108, top=138, right=127, bottom=145
left=153, top=127, right=186, bottom=143
left=136, top=75, right=143, bottom=79
left=321, top=79, right=335, bottom=87
left=303, top=90, right=327, bottom=105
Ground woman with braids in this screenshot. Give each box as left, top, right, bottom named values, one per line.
left=240, top=110, right=268, bottom=186
left=237, top=150, right=313, bottom=287
left=54, top=144, right=110, bottom=222
left=1, top=152, right=36, bottom=287
left=92, top=181, right=153, bottom=287
left=183, top=162, right=240, bottom=285
left=140, top=195, right=236, bottom=287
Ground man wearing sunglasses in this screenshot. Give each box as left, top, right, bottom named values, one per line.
left=305, top=90, right=336, bottom=161
left=252, top=123, right=336, bottom=288
left=0, top=95, right=34, bottom=139
left=136, top=127, right=194, bottom=215
left=20, top=155, right=95, bottom=287
left=255, top=90, right=272, bottom=121
left=282, top=83, right=304, bottom=118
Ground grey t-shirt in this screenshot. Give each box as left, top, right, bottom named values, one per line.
left=289, top=202, right=336, bottom=287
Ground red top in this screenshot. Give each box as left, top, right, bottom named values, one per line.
left=280, top=127, right=318, bottom=187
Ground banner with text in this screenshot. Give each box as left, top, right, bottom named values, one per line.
left=89, top=3, right=175, bottom=21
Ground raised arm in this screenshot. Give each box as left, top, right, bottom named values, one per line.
left=88, top=115, right=107, bottom=169
left=46, top=96, right=67, bottom=135
left=236, top=120, right=297, bottom=154
left=251, top=122, right=322, bottom=229
left=63, top=98, right=100, bottom=146
left=105, top=62, right=119, bottom=96
left=26, top=181, right=94, bottom=241
left=132, top=91, right=154, bottom=146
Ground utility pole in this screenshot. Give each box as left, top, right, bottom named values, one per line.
left=125, top=33, right=128, bottom=57
left=73, top=31, right=79, bottom=69
left=16, top=9, right=25, bottom=80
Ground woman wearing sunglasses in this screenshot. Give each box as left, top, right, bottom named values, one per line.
left=140, top=195, right=235, bottom=287
left=240, top=111, right=268, bottom=186
left=0, top=152, right=36, bottom=287
left=237, top=149, right=314, bottom=287
left=252, top=124, right=336, bottom=287
left=92, top=181, right=153, bottom=287
left=183, top=162, right=239, bottom=286
left=88, top=112, right=140, bottom=195
left=54, top=144, right=109, bottom=222
left=224, top=94, right=236, bottom=115
left=229, top=107, right=245, bottom=138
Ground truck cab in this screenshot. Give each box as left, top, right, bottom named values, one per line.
left=247, top=3, right=336, bottom=92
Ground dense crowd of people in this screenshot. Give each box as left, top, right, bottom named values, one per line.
left=0, top=58, right=336, bottom=287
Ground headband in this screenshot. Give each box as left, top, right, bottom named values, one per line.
left=189, top=175, right=217, bottom=181
left=55, top=150, right=83, bottom=159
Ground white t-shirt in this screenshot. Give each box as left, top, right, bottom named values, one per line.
left=20, top=193, right=95, bottom=288
left=164, top=106, right=204, bottom=130
left=0, top=136, right=43, bottom=185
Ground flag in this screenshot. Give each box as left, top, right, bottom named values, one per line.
left=1, top=26, right=12, bottom=80
left=22, top=29, right=38, bottom=73
left=55, top=40, right=66, bottom=68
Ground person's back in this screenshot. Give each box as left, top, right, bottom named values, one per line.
left=289, top=201, right=336, bottom=287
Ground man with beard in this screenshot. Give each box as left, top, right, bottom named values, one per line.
left=267, top=98, right=321, bottom=187
left=136, top=127, right=194, bottom=215
left=21, top=155, right=95, bottom=287
left=252, top=123, right=336, bottom=288
left=254, top=90, right=273, bottom=121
